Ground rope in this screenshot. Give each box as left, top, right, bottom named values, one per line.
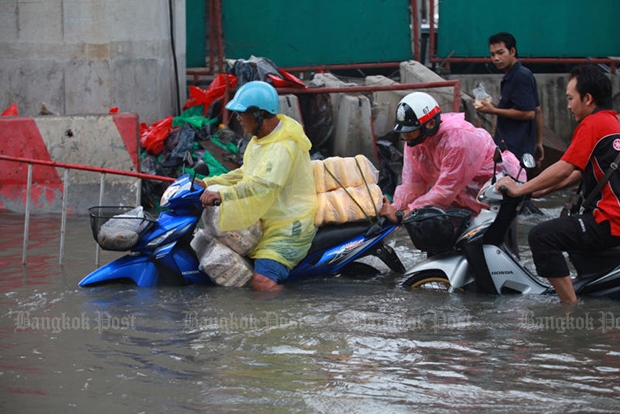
left=323, top=158, right=379, bottom=224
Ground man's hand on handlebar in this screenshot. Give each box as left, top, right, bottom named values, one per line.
left=495, top=176, right=521, bottom=197
left=200, top=189, right=222, bottom=207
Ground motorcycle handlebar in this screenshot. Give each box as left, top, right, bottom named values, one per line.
left=499, top=186, right=508, bottom=195
left=213, top=200, right=221, bottom=206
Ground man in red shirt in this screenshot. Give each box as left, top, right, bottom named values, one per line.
left=497, top=65, right=620, bottom=304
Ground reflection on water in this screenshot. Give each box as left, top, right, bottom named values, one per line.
left=2, top=195, right=620, bottom=413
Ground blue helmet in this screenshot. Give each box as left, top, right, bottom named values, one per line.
left=225, top=81, right=279, bottom=115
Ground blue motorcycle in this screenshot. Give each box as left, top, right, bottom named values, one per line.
left=78, top=169, right=404, bottom=288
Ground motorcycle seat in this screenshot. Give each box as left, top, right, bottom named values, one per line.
left=570, top=244, right=620, bottom=259
left=307, top=221, right=373, bottom=255
left=570, top=245, right=620, bottom=279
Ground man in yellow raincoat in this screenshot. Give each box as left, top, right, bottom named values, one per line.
left=199, top=81, right=317, bottom=292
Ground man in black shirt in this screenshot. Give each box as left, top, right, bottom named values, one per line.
left=475, top=32, right=544, bottom=166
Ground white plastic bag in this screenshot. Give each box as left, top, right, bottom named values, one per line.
left=200, top=185, right=263, bottom=255
left=196, top=239, right=253, bottom=287
left=473, top=82, right=492, bottom=109
left=202, top=207, right=262, bottom=255
left=97, top=206, right=148, bottom=250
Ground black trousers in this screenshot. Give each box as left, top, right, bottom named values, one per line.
left=528, top=214, right=620, bottom=278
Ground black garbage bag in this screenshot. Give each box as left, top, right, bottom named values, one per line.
left=229, top=56, right=283, bottom=87
left=298, top=92, right=334, bottom=149
left=215, top=125, right=248, bottom=166
left=140, top=154, right=177, bottom=209
left=203, top=98, right=224, bottom=137
left=160, top=124, right=196, bottom=168
left=229, top=60, right=260, bottom=87
left=376, top=131, right=403, bottom=199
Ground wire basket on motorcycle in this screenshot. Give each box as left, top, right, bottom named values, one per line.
left=89, top=206, right=156, bottom=251
left=403, top=207, right=471, bottom=255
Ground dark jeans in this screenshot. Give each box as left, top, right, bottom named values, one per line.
left=528, top=214, right=620, bottom=278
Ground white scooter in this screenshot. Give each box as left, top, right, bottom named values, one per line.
left=401, top=152, right=620, bottom=299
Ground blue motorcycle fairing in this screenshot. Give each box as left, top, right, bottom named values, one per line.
left=79, top=242, right=213, bottom=287
left=289, top=223, right=398, bottom=280
left=79, top=255, right=161, bottom=287
left=137, top=213, right=198, bottom=250
left=152, top=241, right=212, bottom=285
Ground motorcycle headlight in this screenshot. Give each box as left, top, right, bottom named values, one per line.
left=477, top=179, right=493, bottom=203
left=160, top=184, right=179, bottom=207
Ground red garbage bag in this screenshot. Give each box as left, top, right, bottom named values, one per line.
left=267, top=69, right=307, bottom=89
left=1, top=103, right=18, bottom=116
left=140, top=116, right=174, bottom=155
left=183, top=74, right=238, bottom=114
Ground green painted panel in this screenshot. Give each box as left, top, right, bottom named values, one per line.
left=221, top=0, right=413, bottom=67
left=438, top=0, right=620, bottom=57
left=186, top=0, right=206, bottom=67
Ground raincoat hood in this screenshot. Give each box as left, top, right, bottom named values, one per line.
left=253, top=114, right=312, bottom=152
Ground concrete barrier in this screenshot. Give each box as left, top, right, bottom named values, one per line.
left=278, top=94, right=303, bottom=124
left=0, top=114, right=140, bottom=215
left=366, top=63, right=482, bottom=138
left=448, top=72, right=620, bottom=146
left=313, top=73, right=378, bottom=165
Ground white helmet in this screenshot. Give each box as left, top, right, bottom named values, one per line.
left=393, top=92, right=441, bottom=133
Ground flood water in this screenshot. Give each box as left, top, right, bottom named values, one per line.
left=2, top=193, right=620, bottom=413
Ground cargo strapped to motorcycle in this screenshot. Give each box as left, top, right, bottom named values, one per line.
left=323, top=157, right=380, bottom=224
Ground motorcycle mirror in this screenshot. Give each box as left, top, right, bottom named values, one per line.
left=193, top=160, right=210, bottom=177
left=521, top=153, right=536, bottom=169
left=492, top=146, right=502, bottom=184
left=493, top=147, right=503, bottom=164
left=189, top=160, right=210, bottom=193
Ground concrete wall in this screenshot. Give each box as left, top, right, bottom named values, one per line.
left=0, top=114, right=141, bottom=214
left=0, top=0, right=186, bottom=126
left=312, top=73, right=379, bottom=165
left=447, top=73, right=620, bottom=145
left=367, top=61, right=619, bottom=147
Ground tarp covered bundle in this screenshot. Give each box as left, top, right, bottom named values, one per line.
left=313, top=155, right=383, bottom=226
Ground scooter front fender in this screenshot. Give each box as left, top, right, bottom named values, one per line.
left=403, top=252, right=473, bottom=288
left=79, top=255, right=160, bottom=287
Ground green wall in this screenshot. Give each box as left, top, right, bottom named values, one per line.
left=438, top=0, right=620, bottom=57
left=220, top=0, right=413, bottom=67
left=186, top=0, right=207, bottom=67
left=187, top=1, right=619, bottom=68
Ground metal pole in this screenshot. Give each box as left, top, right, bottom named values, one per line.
left=59, top=169, right=69, bottom=265
left=275, top=80, right=461, bottom=95
left=411, top=0, right=420, bottom=62
left=0, top=154, right=175, bottom=183
left=95, top=173, right=106, bottom=268
left=22, top=164, right=33, bottom=265
left=214, top=0, right=224, bottom=73
left=136, top=178, right=141, bottom=206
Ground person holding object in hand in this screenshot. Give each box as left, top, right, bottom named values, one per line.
left=475, top=32, right=544, bottom=168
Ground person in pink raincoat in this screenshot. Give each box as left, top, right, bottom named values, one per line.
left=380, top=92, right=524, bottom=225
